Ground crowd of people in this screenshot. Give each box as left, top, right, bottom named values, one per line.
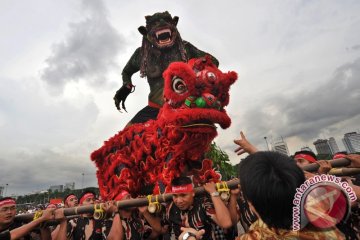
left=1, top=132, right=360, bottom=240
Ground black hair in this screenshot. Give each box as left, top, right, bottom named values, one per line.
left=294, top=150, right=317, bottom=160
left=239, top=151, right=305, bottom=230
left=171, top=176, right=192, bottom=187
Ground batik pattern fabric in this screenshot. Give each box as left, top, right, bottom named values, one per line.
left=166, top=196, right=226, bottom=240
left=121, top=211, right=153, bottom=240
left=67, top=217, right=112, bottom=240
left=336, top=203, right=360, bottom=240
left=237, top=219, right=345, bottom=240
left=237, top=192, right=257, bottom=232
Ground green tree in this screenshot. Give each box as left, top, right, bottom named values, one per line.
left=205, top=142, right=236, bottom=180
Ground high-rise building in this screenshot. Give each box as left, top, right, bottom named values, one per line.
left=49, top=185, right=64, bottom=192
left=0, top=186, right=4, bottom=197
left=328, top=137, right=340, bottom=154
left=272, top=137, right=289, bottom=156
left=342, top=132, right=360, bottom=153
left=313, top=139, right=332, bottom=155
left=300, top=146, right=314, bottom=152
left=64, top=182, right=75, bottom=190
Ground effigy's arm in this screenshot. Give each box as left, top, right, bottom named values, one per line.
left=114, top=48, right=141, bottom=111
left=121, top=47, right=141, bottom=86
left=184, top=41, right=219, bottom=67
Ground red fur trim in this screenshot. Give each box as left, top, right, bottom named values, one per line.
left=91, top=58, right=237, bottom=200
left=163, top=61, right=196, bottom=104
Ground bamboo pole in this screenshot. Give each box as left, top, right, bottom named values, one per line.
left=15, top=179, right=240, bottom=221
left=328, top=167, right=360, bottom=176
left=302, top=158, right=351, bottom=172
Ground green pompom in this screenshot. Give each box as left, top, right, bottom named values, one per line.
left=195, top=97, right=206, bottom=108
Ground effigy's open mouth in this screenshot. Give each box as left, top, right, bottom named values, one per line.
left=181, top=119, right=216, bottom=128
left=155, top=28, right=174, bottom=46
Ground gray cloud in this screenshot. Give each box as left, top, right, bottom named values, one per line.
left=0, top=150, right=98, bottom=195
left=41, top=0, right=125, bottom=93
left=352, top=44, right=360, bottom=51
left=0, top=77, right=99, bottom=149
left=0, top=76, right=100, bottom=195
left=234, top=58, right=360, bottom=148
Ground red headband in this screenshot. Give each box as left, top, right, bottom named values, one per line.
left=79, top=193, right=95, bottom=204
left=172, top=184, right=194, bottom=194
left=333, top=153, right=346, bottom=159
left=65, top=194, right=76, bottom=204
left=0, top=199, right=16, bottom=207
left=114, top=191, right=130, bottom=201
left=46, top=204, right=57, bottom=209
left=294, top=154, right=316, bottom=163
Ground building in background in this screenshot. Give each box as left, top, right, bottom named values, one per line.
left=271, top=137, right=290, bottom=156
left=64, top=182, right=75, bottom=191
left=0, top=186, right=4, bottom=197
left=49, top=185, right=64, bottom=193
left=342, top=132, right=360, bottom=153
left=300, top=146, right=314, bottom=152
left=313, top=139, right=332, bottom=155
left=328, top=137, right=340, bottom=154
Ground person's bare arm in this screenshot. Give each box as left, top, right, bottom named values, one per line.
left=203, top=182, right=232, bottom=229
left=138, top=206, right=161, bottom=239
left=107, top=213, right=124, bottom=240
left=346, top=154, right=360, bottom=168
left=9, top=208, right=54, bottom=240
left=51, top=225, right=60, bottom=240
left=54, top=209, right=70, bottom=240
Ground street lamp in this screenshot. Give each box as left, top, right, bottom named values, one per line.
left=264, top=137, right=270, bottom=151
left=4, top=184, right=8, bottom=196
left=81, top=173, right=85, bottom=191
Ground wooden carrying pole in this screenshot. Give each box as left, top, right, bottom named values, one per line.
left=15, top=179, right=240, bottom=221
left=328, top=167, right=360, bottom=176
left=302, top=158, right=351, bottom=172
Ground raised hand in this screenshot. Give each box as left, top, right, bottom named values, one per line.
left=234, top=131, right=258, bottom=156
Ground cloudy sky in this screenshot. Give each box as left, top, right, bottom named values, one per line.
left=1, top=0, right=360, bottom=196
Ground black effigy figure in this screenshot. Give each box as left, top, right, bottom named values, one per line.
left=113, top=11, right=219, bottom=126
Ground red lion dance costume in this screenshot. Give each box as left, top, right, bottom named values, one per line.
left=91, top=57, right=237, bottom=200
